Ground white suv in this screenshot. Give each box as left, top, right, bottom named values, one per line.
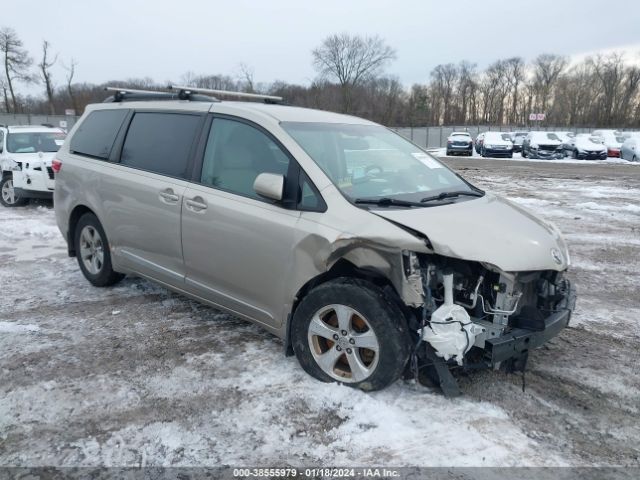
left=0, top=125, right=66, bottom=207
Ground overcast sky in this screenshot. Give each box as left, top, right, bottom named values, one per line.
left=4, top=0, right=640, bottom=93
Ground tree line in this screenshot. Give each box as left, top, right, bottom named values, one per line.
left=2, top=27, right=639, bottom=128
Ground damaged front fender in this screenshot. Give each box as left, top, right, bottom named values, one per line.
left=289, top=214, right=432, bottom=311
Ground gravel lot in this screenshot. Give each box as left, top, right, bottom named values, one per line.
left=1, top=158, right=639, bottom=467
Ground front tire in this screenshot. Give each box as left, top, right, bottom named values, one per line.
left=291, top=278, right=411, bottom=391
left=74, top=213, right=124, bottom=287
left=0, top=174, right=28, bottom=207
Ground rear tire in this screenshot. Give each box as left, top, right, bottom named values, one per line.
left=0, top=174, right=28, bottom=207
left=291, top=278, right=411, bottom=391
left=74, top=213, right=124, bottom=287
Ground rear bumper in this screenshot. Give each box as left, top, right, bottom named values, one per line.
left=607, top=149, right=620, bottom=158
left=485, top=280, right=576, bottom=365
left=446, top=147, right=472, bottom=155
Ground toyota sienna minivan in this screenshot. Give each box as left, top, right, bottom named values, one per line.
left=54, top=86, right=575, bottom=394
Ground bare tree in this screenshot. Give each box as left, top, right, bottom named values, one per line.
left=312, top=33, right=396, bottom=112
left=62, top=58, right=78, bottom=115
left=531, top=53, right=567, bottom=114
left=503, top=57, right=525, bottom=124
left=39, top=40, right=57, bottom=114
left=238, top=63, right=255, bottom=93
left=0, top=27, right=34, bottom=113
left=0, top=76, right=9, bottom=113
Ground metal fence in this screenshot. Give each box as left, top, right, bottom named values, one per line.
left=391, top=125, right=615, bottom=149
left=0, top=113, right=628, bottom=149
left=0, top=113, right=80, bottom=131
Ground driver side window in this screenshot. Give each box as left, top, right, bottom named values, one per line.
left=200, top=118, right=290, bottom=200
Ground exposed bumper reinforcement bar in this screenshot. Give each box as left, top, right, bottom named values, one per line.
left=486, top=281, right=576, bottom=365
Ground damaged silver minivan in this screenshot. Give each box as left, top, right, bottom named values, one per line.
left=54, top=86, right=576, bottom=395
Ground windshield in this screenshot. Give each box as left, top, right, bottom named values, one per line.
left=7, top=131, right=66, bottom=153
left=282, top=122, right=476, bottom=203
left=533, top=133, right=560, bottom=142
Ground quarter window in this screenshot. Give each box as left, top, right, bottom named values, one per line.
left=200, top=118, right=290, bottom=199
left=70, top=109, right=129, bottom=159
left=120, top=112, right=201, bottom=178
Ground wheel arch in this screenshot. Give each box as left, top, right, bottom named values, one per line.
left=284, top=257, right=413, bottom=356
left=67, top=205, right=98, bottom=257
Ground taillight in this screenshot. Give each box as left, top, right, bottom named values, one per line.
left=52, top=158, right=62, bottom=173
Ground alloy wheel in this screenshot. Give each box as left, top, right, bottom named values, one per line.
left=79, top=225, right=105, bottom=275
left=1, top=178, right=18, bottom=205
left=307, top=304, right=380, bottom=383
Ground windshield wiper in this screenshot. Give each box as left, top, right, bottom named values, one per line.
left=420, top=190, right=483, bottom=203
left=354, top=197, right=428, bottom=208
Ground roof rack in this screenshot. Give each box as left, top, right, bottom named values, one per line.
left=168, top=85, right=283, bottom=104
left=103, top=86, right=219, bottom=103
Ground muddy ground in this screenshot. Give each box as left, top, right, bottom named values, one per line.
left=0, top=158, right=639, bottom=467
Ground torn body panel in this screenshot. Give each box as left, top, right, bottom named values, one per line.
left=288, top=213, right=432, bottom=317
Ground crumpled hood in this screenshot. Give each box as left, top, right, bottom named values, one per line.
left=373, top=193, right=570, bottom=272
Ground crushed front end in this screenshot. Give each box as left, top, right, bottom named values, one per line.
left=403, top=252, right=576, bottom=394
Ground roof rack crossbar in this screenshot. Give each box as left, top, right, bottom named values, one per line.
left=168, top=85, right=283, bottom=103
left=105, top=86, right=168, bottom=95
left=103, top=86, right=219, bottom=103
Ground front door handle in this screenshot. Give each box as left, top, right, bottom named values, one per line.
left=159, top=188, right=180, bottom=204
left=185, top=197, right=208, bottom=212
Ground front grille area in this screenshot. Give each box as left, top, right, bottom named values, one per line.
left=539, top=144, right=560, bottom=152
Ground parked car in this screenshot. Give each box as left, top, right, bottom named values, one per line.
left=445, top=132, right=473, bottom=156
left=592, top=130, right=625, bottom=157
left=521, top=132, right=564, bottom=159
left=554, top=131, right=575, bottom=151
left=480, top=132, right=514, bottom=158
left=563, top=134, right=607, bottom=160
left=54, top=87, right=575, bottom=393
left=619, top=131, right=640, bottom=141
left=509, top=131, right=528, bottom=152
left=474, top=132, right=485, bottom=153
left=0, top=125, right=66, bottom=207
left=620, top=137, right=640, bottom=161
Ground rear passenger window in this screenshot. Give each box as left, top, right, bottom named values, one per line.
left=120, top=113, right=200, bottom=178
left=70, top=109, right=129, bottom=159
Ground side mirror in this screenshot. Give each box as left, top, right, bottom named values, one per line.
left=253, top=172, right=284, bottom=201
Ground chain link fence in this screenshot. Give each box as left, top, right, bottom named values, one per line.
left=0, top=113, right=80, bottom=131
left=0, top=113, right=629, bottom=149
left=391, top=125, right=617, bottom=149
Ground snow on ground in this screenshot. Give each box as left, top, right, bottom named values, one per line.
left=1, top=159, right=639, bottom=467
